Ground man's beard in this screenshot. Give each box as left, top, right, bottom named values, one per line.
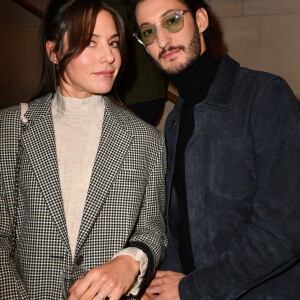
left=154, top=29, right=201, bottom=76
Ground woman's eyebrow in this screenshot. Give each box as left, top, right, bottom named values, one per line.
left=91, top=33, right=119, bottom=39
left=110, top=33, right=119, bottom=39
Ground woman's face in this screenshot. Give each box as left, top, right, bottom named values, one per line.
left=59, top=10, right=121, bottom=98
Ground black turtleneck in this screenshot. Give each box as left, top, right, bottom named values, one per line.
left=170, top=50, right=220, bottom=274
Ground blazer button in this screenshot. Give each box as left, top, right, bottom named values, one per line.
left=76, top=255, right=83, bottom=266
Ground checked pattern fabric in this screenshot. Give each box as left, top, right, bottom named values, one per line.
left=0, top=95, right=167, bottom=299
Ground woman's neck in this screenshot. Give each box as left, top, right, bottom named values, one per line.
left=59, top=85, right=94, bottom=99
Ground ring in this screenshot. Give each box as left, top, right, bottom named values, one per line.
left=97, top=293, right=104, bottom=299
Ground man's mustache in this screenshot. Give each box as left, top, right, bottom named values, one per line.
left=158, top=45, right=185, bottom=59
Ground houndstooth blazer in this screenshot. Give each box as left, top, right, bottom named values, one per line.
left=0, top=94, right=167, bottom=299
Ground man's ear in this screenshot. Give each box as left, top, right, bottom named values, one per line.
left=46, top=41, right=58, bottom=64
left=195, top=7, right=209, bottom=34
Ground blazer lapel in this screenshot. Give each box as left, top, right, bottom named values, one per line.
left=22, top=95, right=70, bottom=252
left=75, top=100, right=132, bottom=256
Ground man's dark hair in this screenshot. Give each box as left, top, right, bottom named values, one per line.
left=128, top=0, right=215, bottom=48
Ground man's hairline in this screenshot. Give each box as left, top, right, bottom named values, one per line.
left=135, top=0, right=189, bottom=12
left=134, top=0, right=198, bottom=28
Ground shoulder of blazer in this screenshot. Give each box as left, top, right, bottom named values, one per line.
left=0, top=94, right=54, bottom=158
left=105, top=97, right=164, bottom=142
left=0, top=103, right=23, bottom=150
left=0, top=94, right=54, bottom=127
left=0, top=103, right=21, bottom=125
left=24, top=94, right=54, bottom=123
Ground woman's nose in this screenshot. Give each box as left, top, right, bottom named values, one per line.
left=99, top=43, right=115, bottom=64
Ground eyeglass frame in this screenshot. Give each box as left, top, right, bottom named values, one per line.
left=133, top=9, right=194, bottom=46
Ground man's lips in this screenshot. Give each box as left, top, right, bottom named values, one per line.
left=93, top=70, right=114, bottom=78
left=159, top=46, right=185, bottom=60
left=161, top=49, right=181, bottom=59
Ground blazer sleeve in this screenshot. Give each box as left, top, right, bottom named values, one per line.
left=127, top=131, right=168, bottom=292
left=179, top=78, right=300, bottom=299
left=0, top=108, right=29, bottom=299
left=0, top=182, right=28, bottom=299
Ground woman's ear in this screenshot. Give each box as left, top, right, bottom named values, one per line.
left=46, top=41, right=58, bottom=64
left=195, top=7, right=209, bottom=34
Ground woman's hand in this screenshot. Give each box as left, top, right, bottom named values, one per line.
left=68, top=255, right=140, bottom=300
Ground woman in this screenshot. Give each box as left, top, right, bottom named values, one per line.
left=0, top=0, right=167, bottom=299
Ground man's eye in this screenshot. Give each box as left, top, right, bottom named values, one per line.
left=142, top=27, right=155, bottom=37
left=166, top=15, right=180, bottom=25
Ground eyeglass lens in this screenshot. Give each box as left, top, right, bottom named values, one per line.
left=139, top=12, right=184, bottom=46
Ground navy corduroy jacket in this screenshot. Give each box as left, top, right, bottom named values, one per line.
left=162, top=55, right=300, bottom=299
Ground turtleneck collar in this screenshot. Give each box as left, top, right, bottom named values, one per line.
left=169, top=49, right=220, bottom=104
left=53, top=88, right=105, bottom=118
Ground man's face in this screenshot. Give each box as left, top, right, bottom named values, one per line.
left=135, top=0, right=206, bottom=75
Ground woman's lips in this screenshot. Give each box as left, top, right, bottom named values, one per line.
left=93, top=70, right=114, bottom=78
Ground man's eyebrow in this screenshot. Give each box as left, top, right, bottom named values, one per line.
left=161, top=9, right=178, bottom=18
left=139, top=9, right=180, bottom=28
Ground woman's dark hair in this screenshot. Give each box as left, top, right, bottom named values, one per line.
left=32, top=0, right=126, bottom=101
left=128, top=0, right=215, bottom=49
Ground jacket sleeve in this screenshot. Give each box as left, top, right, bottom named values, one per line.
left=179, top=78, right=300, bottom=299
left=0, top=175, right=29, bottom=299
left=0, top=108, right=29, bottom=299
left=159, top=229, right=182, bottom=273
left=127, top=131, right=168, bottom=293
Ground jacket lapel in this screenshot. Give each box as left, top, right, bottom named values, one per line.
left=75, top=100, right=132, bottom=256
left=22, top=95, right=70, bottom=252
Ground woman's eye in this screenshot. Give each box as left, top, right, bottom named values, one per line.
left=110, top=41, right=120, bottom=48
left=88, top=41, right=96, bottom=47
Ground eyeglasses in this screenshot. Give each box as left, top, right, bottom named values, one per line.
left=134, top=9, right=193, bottom=46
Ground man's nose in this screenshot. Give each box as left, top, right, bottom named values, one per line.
left=155, top=26, right=172, bottom=49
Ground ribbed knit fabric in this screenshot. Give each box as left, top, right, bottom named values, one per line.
left=52, top=93, right=147, bottom=295
left=52, top=92, right=105, bottom=257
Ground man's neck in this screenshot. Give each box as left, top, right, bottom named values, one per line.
left=169, top=50, right=220, bottom=103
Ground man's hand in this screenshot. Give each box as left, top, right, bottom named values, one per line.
left=68, top=255, right=140, bottom=300
left=146, top=270, right=185, bottom=300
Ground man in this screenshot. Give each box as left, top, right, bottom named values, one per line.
left=110, top=0, right=168, bottom=126
left=129, top=0, right=300, bottom=299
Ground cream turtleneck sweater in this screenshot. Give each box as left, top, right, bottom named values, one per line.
left=51, top=93, right=147, bottom=295
left=52, top=93, right=104, bottom=256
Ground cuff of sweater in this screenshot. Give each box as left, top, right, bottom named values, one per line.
left=113, top=247, right=148, bottom=296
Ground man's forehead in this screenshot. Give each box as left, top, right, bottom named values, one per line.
left=136, top=0, right=188, bottom=23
